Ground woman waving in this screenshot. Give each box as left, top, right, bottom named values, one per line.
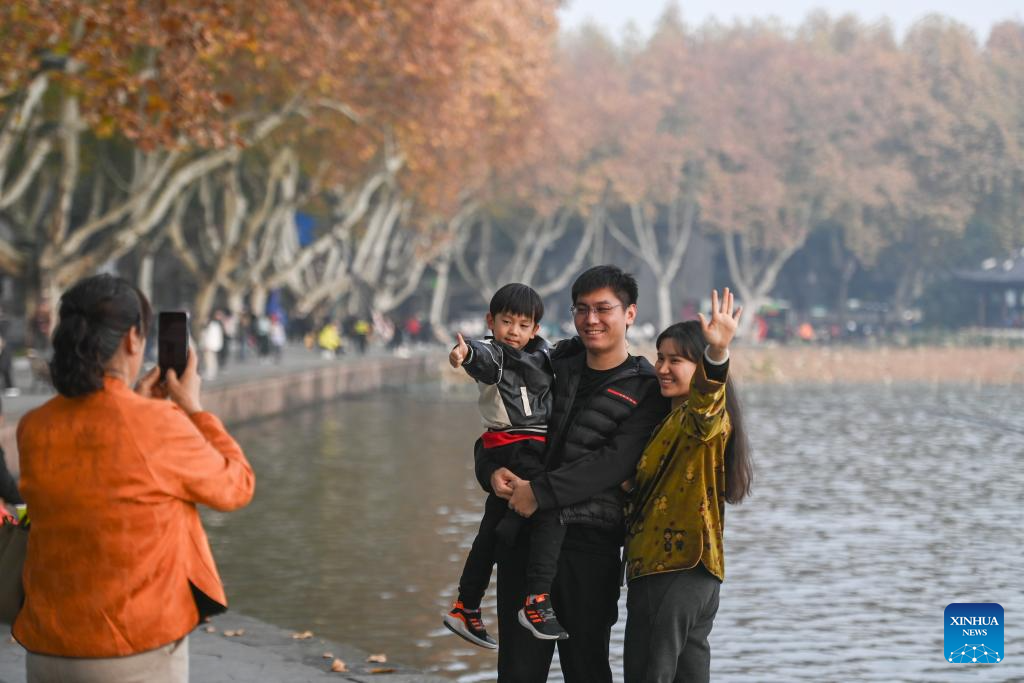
left=624, top=288, right=753, bottom=683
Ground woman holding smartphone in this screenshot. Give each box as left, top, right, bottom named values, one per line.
left=14, top=274, right=255, bottom=683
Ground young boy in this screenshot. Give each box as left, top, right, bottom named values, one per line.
left=443, top=283, right=569, bottom=648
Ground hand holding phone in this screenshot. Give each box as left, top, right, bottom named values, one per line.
left=163, top=345, right=203, bottom=415
left=154, top=311, right=202, bottom=414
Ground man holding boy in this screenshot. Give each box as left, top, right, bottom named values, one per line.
left=476, top=265, right=670, bottom=682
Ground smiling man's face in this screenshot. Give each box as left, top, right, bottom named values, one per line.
left=573, top=286, right=636, bottom=357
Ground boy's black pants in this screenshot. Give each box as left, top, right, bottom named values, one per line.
left=457, top=493, right=565, bottom=608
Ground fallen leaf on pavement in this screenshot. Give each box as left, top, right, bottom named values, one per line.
left=223, top=629, right=246, bottom=637
left=322, top=652, right=334, bottom=659
left=330, top=659, right=348, bottom=672
left=367, top=653, right=387, bottom=663
left=369, top=667, right=396, bottom=674
left=204, top=626, right=216, bottom=633
left=291, top=630, right=314, bottom=640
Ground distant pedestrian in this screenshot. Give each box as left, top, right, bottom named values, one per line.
left=0, top=332, right=18, bottom=397
left=0, top=404, right=23, bottom=509
left=317, top=321, right=342, bottom=358
left=405, top=316, right=422, bottom=342
left=269, top=314, right=286, bottom=363
left=31, top=299, right=52, bottom=352
left=218, top=310, right=236, bottom=370
left=353, top=318, right=371, bottom=354
left=373, top=311, right=394, bottom=348
left=238, top=311, right=253, bottom=362
left=201, top=317, right=224, bottom=380
left=255, top=315, right=271, bottom=361
left=387, top=318, right=404, bottom=351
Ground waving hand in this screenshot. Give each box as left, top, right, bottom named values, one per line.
left=698, top=288, right=743, bottom=352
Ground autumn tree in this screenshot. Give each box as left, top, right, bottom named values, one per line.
left=0, top=0, right=558, bottom=333
left=602, top=8, right=708, bottom=330
left=858, top=18, right=1014, bottom=316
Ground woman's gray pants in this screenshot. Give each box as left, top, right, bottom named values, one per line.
left=624, top=565, right=721, bottom=683
left=26, top=636, right=188, bottom=683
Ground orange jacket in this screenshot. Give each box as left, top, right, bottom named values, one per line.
left=14, top=377, right=255, bottom=657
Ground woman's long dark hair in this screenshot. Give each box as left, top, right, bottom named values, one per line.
left=657, top=320, right=753, bottom=504
left=49, top=274, right=152, bottom=397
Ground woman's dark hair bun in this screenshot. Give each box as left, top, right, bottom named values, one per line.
left=48, top=274, right=152, bottom=397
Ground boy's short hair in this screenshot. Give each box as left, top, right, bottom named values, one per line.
left=571, top=265, right=638, bottom=308
left=489, top=283, right=544, bottom=324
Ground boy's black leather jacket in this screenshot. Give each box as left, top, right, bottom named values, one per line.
left=461, top=336, right=552, bottom=433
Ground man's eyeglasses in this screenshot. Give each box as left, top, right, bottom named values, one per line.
left=570, top=303, right=624, bottom=319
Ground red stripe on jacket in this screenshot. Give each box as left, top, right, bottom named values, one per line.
left=606, top=388, right=638, bottom=405
left=481, top=432, right=547, bottom=449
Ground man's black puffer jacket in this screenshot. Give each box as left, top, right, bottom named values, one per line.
left=475, top=337, right=669, bottom=531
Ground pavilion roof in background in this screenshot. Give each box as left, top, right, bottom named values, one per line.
left=954, top=249, right=1024, bottom=285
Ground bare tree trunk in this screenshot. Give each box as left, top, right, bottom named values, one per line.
left=138, top=254, right=155, bottom=303
left=656, top=281, right=673, bottom=331
left=250, top=285, right=268, bottom=318
left=722, top=230, right=802, bottom=341
left=0, top=72, right=52, bottom=217
left=535, top=205, right=604, bottom=298
left=606, top=197, right=695, bottom=330
left=193, top=280, right=220, bottom=329
left=227, top=290, right=245, bottom=318
left=429, top=254, right=452, bottom=343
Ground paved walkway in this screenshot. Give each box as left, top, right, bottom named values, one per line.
left=0, top=612, right=448, bottom=682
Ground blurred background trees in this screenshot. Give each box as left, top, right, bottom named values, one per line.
left=0, top=1, right=1021, bottom=342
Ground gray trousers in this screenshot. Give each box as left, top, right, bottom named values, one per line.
left=26, top=636, right=188, bottom=683
left=624, top=566, right=721, bottom=683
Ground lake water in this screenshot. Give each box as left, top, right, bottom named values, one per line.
left=204, top=382, right=1024, bottom=681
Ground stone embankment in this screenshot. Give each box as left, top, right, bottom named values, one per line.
left=1, top=350, right=434, bottom=469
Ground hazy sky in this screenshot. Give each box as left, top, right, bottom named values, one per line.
left=558, top=0, right=1022, bottom=40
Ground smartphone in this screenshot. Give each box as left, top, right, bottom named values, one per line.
left=158, top=311, right=190, bottom=380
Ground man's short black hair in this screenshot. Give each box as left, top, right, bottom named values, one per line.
left=489, top=283, right=544, bottom=324
left=571, top=265, right=638, bottom=307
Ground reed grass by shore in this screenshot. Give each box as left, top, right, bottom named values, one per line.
left=441, top=344, right=1024, bottom=386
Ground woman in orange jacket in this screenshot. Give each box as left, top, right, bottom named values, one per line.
left=14, top=274, right=255, bottom=682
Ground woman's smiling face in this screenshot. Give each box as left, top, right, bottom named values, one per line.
left=655, top=338, right=697, bottom=401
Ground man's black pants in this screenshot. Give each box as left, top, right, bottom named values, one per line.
left=495, top=525, right=622, bottom=683
left=458, top=493, right=566, bottom=608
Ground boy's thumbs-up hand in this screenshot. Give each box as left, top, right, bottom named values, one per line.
left=449, top=332, right=469, bottom=368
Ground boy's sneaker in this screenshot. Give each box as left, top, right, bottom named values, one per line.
left=444, top=601, right=498, bottom=649
left=518, top=593, right=569, bottom=640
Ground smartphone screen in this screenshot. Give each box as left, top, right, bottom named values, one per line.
left=158, top=311, right=189, bottom=379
